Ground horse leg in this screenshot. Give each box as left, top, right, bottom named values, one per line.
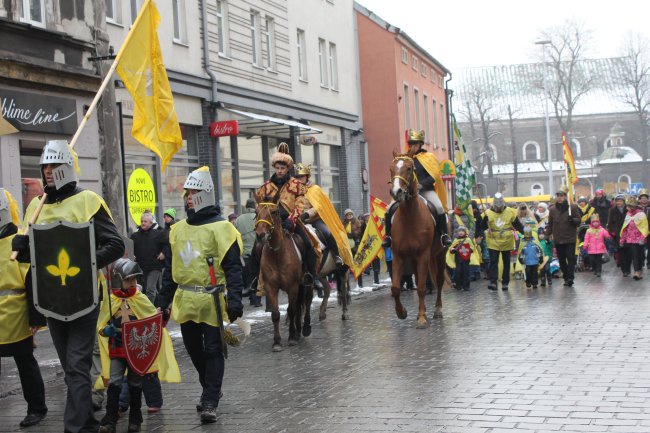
left=391, top=256, right=407, bottom=320
left=303, top=282, right=313, bottom=337
left=319, top=276, right=329, bottom=321
left=433, top=251, right=445, bottom=318
left=287, top=289, right=298, bottom=346
left=268, top=288, right=282, bottom=352
left=415, top=253, right=430, bottom=328
left=339, top=269, right=350, bottom=321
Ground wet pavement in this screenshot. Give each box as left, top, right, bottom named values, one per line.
left=2, top=265, right=650, bottom=433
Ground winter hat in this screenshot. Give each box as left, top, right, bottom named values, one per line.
left=270, top=142, right=294, bottom=168
left=245, top=198, right=257, bottom=210
left=537, top=227, right=546, bottom=236
left=164, top=208, right=177, bottom=219
left=455, top=225, right=468, bottom=236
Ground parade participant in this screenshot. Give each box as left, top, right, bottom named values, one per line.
left=546, top=190, right=581, bottom=287
left=446, top=226, right=478, bottom=291
left=163, top=208, right=177, bottom=231
left=450, top=205, right=475, bottom=238
left=12, top=140, right=125, bottom=433
left=480, top=193, right=524, bottom=291
left=619, top=196, right=648, bottom=280
left=518, top=226, right=543, bottom=289
left=582, top=214, right=611, bottom=277
left=343, top=208, right=362, bottom=252
left=234, top=198, right=261, bottom=307
left=0, top=188, right=48, bottom=428
left=535, top=202, right=550, bottom=229
left=383, top=129, right=451, bottom=248
left=252, top=143, right=317, bottom=286
left=294, top=163, right=351, bottom=268
left=591, top=189, right=611, bottom=226
left=577, top=196, right=595, bottom=223
left=156, top=166, right=244, bottom=424
left=97, top=259, right=179, bottom=433
left=538, top=227, right=554, bottom=286
left=638, top=189, right=650, bottom=269
left=607, top=194, right=627, bottom=267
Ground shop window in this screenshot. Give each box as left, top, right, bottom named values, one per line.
left=238, top=136, right=265, bottom=189
left=300, top=141, right=316, bottom=166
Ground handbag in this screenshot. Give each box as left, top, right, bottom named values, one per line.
left=601, top=252, right=610, bottom=264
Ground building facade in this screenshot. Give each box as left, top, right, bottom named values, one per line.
left=355, top=2, right=451, bottom=205
left=0, top=0, right=123, bottom=226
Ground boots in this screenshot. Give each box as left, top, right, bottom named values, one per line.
left=99, top=384, right=121, bottom=433
left=127, top=385, right=143, bottom=432
left=382, top=202, right=398, bottom=247
left=325, top=233, right=343, bottom=266
left=245, top=241, right=263, bottom=295
left=430, top=207, right=452, bottom=248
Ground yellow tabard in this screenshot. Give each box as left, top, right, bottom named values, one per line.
left=485, top=207, right=518, bottom=251
left=95, top=290, right=180, bottom=387
left=24, top=189, right=112, bottom=225
left=169, top=219, right=242, bottom=326
left=0, top=234, right=31, bottom=344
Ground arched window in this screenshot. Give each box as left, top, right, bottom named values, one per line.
left=604, top=138, right=612, bottom=149
left=616, top=137, right=623, bottom=146
left=522, top=141, right=541, bottom=161
left=618, top=174, right=631, bottom=187
left=531, top=183, right=544, bottom=196
left=572, top=139, right=581, bottom=157
left=488, top=143, right=498, bottom=162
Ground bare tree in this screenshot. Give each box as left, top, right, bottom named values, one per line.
left=538, top=20, right=595, bottom=154
left=616, top=33, right=650, bottom=180
left=506, top=105, right=519, bottom=196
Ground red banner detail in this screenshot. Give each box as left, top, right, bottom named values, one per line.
left=122, top=313, right=163, bottom=376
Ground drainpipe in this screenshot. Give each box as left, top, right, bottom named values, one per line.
left=200, top=0, right=223, bottom=206
left=445, top=72, right=455, bottom=208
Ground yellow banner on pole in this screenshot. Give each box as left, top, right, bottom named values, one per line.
left=352, top=196, right=387, bottom=279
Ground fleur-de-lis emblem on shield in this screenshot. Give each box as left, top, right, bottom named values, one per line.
left=46, top=249, right=80, bottom=286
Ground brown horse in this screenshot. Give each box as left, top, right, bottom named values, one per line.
left=255, top=197, right=313, bottom=351
left=388, top=149, right=445, bottom=328
left=311, top=246, right=351, bottom=321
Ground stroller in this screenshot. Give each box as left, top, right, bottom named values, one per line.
left=575, top=223, right=590, bottom=272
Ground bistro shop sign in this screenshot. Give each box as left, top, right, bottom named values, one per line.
left=0, top=89, right=77, bottom=135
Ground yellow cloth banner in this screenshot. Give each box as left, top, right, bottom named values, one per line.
left=563, top=131, right=578, bottom=202
left=115, top=0, right=183, bottom=170
left=414, top=152, right=448, bottom=211
left=352, top=196, right=387, bottom=279
left=305, top=185, right=354, bottom=268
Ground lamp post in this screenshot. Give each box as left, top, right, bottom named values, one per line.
left=536, top=39, right=554, bottom=195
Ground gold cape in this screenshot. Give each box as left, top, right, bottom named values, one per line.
left=305, top=185, right=355, bottom=268
left=414, top=152, right=448, bottom=212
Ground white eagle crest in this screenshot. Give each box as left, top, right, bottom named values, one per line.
left=127, top=323, right=160, bottom=359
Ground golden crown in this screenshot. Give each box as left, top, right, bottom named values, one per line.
left=294, top=163, right=312, bottom=176
left=407, top=129, right=425, bottom=143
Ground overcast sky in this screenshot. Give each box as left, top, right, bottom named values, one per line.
left=358, top=0, right=650, bottom=71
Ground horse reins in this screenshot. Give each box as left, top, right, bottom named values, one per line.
left=255, top=202, right=282, bottom=251
left=389, top=156, right=418, bottom=198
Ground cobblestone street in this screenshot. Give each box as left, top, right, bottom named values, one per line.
left=2, top=267, right=650, bottom=432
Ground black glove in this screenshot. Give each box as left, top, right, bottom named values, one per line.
left=300, top=212, right=309, bottom=222
left=161, top=308, right=170, bottom=323
left=227, top=306, right=243, bottom=323
left=450, top=248, right=457, bottom=254
left=11, top=234, right=29, bottom=254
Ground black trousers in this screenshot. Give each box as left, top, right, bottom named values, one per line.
left=454, top=259, right=470, bottom=290
left=589, top=254, right=603, bottom=274
left=0, top=349, right=47, bottom=415
left=180, top=321, right=224, bottom=406
left=555, top=243, right=576, bottom=283
left=488, top=249, right=511, bottom=285
left=621, top=244, right=644, bottom=274
left=47, top=308, right=99, bottom=433
left=525, top=265, right=539, bottom=286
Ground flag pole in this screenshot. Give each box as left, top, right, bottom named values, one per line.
left=10, top=0, right=152, bottom=260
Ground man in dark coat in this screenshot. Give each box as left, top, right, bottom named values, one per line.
left=590, top=189, right=611, bottom=227
left=607, top=194, right=627, bottom=267
left=546, top=190, right=581, bottom=287
left=130, top=211, right=167, bottom=303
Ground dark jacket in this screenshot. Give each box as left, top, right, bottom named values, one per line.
left=546, top=201, right=581, bottom=244
left=130, top=225, right=167, bottom=271
left=413, top=149, right=435, bottom=191
left=591, top=196, right=611, bottom=226
left=157, top=205, right=243, bottom=315
left=607, top=205, right=627, bottom=239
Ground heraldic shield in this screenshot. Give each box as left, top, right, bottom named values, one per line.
left=123, top=313, right=163, bottom=376
left=29, top=220, right=98, bottom=321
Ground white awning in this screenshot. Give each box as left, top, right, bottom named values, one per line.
left=220, top=107, right=322, bottom=137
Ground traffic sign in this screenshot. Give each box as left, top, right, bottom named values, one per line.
left=629, top=183, right=644, bottom=195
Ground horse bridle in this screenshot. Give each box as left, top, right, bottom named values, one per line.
left=390, top=156, right=418, bottom=199
left=255, top=202, right=281, bottom=251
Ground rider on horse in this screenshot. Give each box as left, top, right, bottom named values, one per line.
left=382, top=129, right=452, bottom=248
left=251, top=143, right=318, bottom=286
left=294, top=162, right=354, bottom=269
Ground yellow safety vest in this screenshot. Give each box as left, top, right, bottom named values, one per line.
left=169, top=219, right=242, bottom=327
left=485, top=208, right=518, bottom=251
left=0, top=234, right=31, bottom=344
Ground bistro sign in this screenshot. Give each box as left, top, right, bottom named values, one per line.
left=0, top=89, right=78, bottom=135
left=210, top=120, right=239, bottom=137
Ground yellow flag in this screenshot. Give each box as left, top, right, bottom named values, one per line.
left=352, top=196, right=387, bottom=279
left=115, top=0, right=182, bottom=170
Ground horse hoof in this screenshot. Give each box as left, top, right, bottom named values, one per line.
left=272, top=344, right=283, bottom=352
left=396, top=308, right=407, bottom=320
left=288, top=339, right=298, bottom=346
left=319, top=313, right=326, bottom=321
left=341, top=313, right=349, bottom=321
left=433, top=311, right=443, bottom=319
left=302, top=325, right=312, bottom=337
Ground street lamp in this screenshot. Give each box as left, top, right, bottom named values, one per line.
left=536, top=39, right=554, bottom=196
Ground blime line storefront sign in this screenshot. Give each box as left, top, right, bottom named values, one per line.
left=0, top=89, right=78, bottom=135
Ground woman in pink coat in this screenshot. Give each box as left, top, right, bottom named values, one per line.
left=582, top=214, right=611, bottom=277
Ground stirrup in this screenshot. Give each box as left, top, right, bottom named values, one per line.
left=303, top=273, right=315, bottom=286
left=440, top=234, right=452, bottom=248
